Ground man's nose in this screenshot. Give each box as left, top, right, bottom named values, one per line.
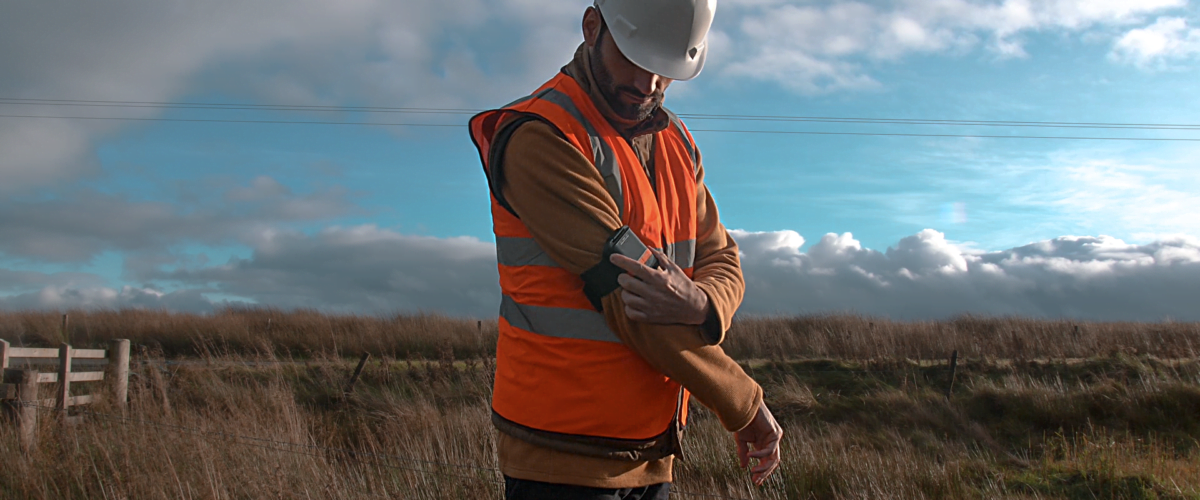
left=631, top=69, right=662, bottom=95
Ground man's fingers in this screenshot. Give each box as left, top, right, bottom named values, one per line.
left=748, top=447, right=774, bottom=459
left=747, top=437, right=779, bottom=458
left=621, top=290, right=650, bottom=311
left=751, top=454, right=781, bottom=485
left=616, top=273, right=654, bottom=296
left=750, top=450, right=780, bottom=468
left=650, top=248, right=679, bottom=272
left=609, top=253, right=655, bottom=280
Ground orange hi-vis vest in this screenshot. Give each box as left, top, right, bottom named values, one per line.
left=469, top=72, right=701, bottom=457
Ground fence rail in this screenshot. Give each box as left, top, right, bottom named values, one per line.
left=1, top=336, right=131, bottom=454
left=6, top=347, right=107, bottom=359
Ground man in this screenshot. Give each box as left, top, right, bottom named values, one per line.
left=468, top=0, right=783, bottom=498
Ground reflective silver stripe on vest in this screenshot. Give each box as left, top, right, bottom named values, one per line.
left=537, top=89, right=625, bottom=220
left=503, top=87, right=554, bottom=110
left=496, top=236, right=560, bottom=268
left=500, top=295, right=621, bottom=343
left=662, top=239, right=696, bottom=269
left=663, top=108, right=698, bottom=177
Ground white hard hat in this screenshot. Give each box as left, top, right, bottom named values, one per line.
left=593, top=0, right=716, bottom=81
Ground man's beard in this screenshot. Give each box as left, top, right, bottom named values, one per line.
left=591, top=45, right=663, bottom=122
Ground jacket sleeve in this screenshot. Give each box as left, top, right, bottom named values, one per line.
left=497, top=120, right=762, bottom=432
left=692, top=153, right=745, bottom=345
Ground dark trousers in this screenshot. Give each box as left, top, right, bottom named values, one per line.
left=504, top=476, right=671, bottom=500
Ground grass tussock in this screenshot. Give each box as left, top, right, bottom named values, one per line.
left=0, top=308, right=497, bottom=360
left=724, top=315, right=1200, bottom=361
left=2, top=308, right=1200, bottom=499
left=3, top=352, right=1199, bottom=498
left=3, top=308, right=1198, bottom=362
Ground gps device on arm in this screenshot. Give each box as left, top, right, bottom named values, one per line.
left=581, top=226, right=660, bottom=311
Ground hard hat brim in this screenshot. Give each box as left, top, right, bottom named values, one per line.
left=608, top=30, right=708, bottom=81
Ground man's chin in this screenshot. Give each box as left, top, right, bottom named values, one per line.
left=613, top=104, right=658, bottom=123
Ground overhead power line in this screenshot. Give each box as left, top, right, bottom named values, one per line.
left=685, top=129, right=1200, bottom=142
left=1, top=113, right=1198, bottom=142
left=2, top=96, right=1199, bottom=131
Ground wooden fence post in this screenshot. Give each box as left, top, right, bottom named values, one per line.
left=945, top=350, right=959, bottom=400
left=108, top=339, right=131, bottom=412
left=343, top=352, right=371, bottom=399
left=57, top=343, right=72, bottom=418
left=1, top=339, right=9, bottom=370
left=15, top=368, right=39, bottom=454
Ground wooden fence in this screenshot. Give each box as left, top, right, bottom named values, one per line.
left=1, top=338, right=131, bottom=453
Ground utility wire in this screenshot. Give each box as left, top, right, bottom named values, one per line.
left=1, top=114, right=1196, bottom=142
left=2, top=96, right=1199, bottom=131
left=686, top=129, right=1200, bottom=142
left=0, top=114, right=462, bottom=127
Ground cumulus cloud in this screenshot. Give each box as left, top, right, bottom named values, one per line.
left=0, top=269, right=107, bottom=293
left=733, top=228, right=1200, bottom=321
left=146, top=225, right=501, bottom=317
left=0, top=284, right=220, bottom=313
left=1112, top=16, right=1200, bottom=66
left=716, top=0, right=1188, bottom=92
left=7, top=226, right=1200, bottom=322
left=0, top=0, right=584, bottom=190
left=0, top=176, right=360, bottom=263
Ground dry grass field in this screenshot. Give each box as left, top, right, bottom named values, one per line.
left=2, top=308, right=1199, bottom=499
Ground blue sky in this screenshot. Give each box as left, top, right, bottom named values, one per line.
left=2, top=0, right=1199, bottom=320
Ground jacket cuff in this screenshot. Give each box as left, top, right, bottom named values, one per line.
left=723, top=382, right=764, bottom=433
left=695, top=282, right=729, bottom=345
left=699, top=304, right=722, bottom=345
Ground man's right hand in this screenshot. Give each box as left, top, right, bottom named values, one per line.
left=734, top=401, right=783, bottom=486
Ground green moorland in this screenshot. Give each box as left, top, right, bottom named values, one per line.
left=1, top=309, right=1198, bottom=499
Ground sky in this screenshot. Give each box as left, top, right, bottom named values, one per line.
left=1, top=0, right=1198, bottom=320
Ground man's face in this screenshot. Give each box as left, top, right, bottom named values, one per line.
left=588, top=20, right=673, bottom=122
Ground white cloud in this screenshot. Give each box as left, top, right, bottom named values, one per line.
left=0, top=284, right=220, bottom=313
left=0, top=0, right=584, bottom=190
left=1112, top=16, right=1200, bottom=66
left=1040, top=159, right=1200, bottom=239
left=7, top=225, right=1200, bottom=321
left=2, top=225, right=502, bottom=316
left=733, top=228, right=1200, bottom=321
left=715, top=0, right=1189, bottom=92
left=147, top=225, right=501, bottom=317
left=2, top=0, right=1192, bottom=189
left=0, top=176, right=360, bottom=262
left=0, top=269, right=106, bottom=293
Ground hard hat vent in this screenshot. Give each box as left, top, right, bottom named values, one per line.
left=614, top=16, right=638, bottom=39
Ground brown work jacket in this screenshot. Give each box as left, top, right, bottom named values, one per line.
left=493, top=43, right=762, bottom=488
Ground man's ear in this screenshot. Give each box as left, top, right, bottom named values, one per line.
left=582, top=6, right=602, bottom=48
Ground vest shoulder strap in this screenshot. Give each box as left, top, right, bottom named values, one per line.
left=472, top=78, right=626, bottom=220
left=662, top=108, right=699, bottom=178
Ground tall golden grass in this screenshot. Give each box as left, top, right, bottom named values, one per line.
left=2, top=308, right=1197, bottom=360
left=2, top=308, right=1199, bottom=499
